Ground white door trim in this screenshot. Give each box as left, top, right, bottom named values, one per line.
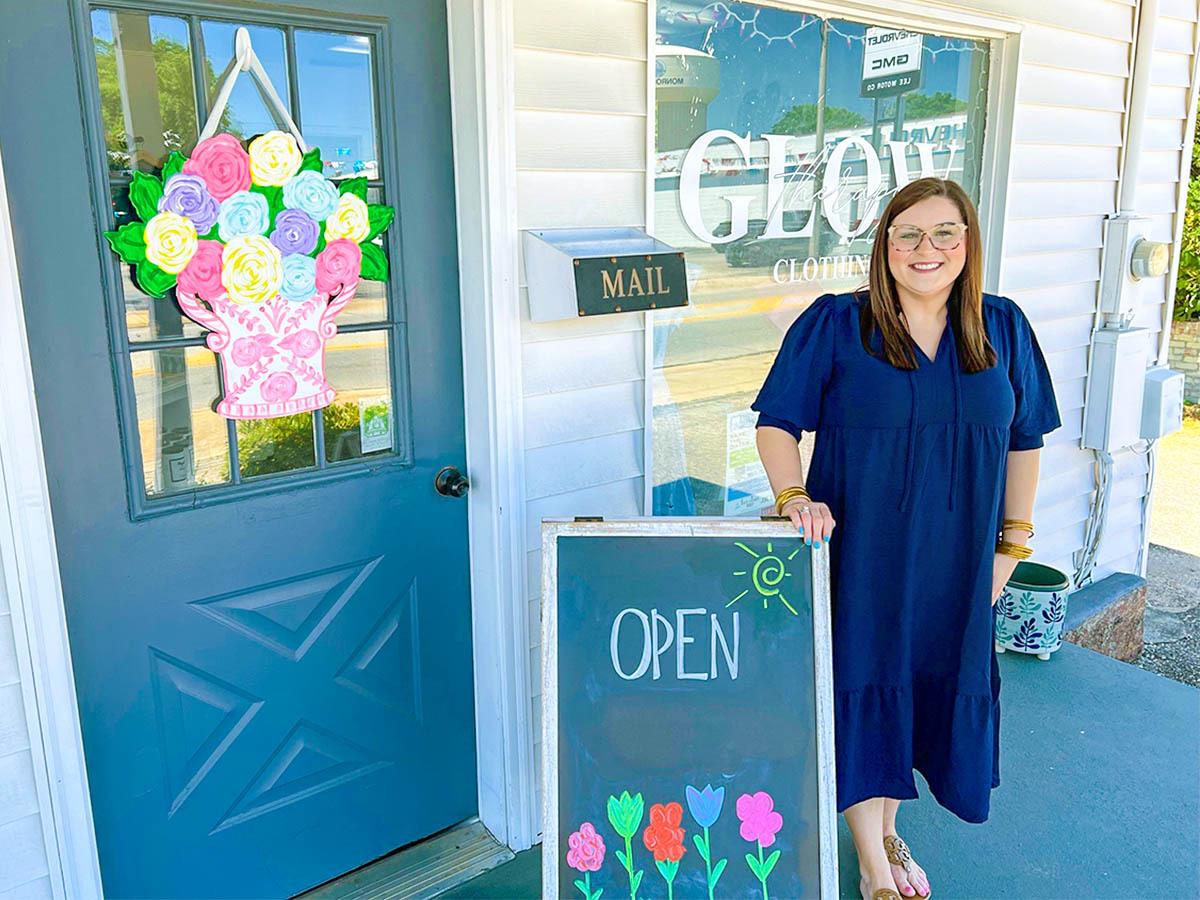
left=0, top=148, right=104, bottom=897
left=445, top=0, right=537, bottom=850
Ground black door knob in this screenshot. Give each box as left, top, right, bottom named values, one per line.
left=434, top=465, right=470, bottom=498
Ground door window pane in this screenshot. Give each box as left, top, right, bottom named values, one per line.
left=90, top=9, right=198, bottom=175
left=131, top=347, right=229, bottom=495
left=200, top=21, right=290, bottom=141
left=295, top=30, right=379, bottom=180
left=237, top=413, right=316, bottom=479
left=322, top=330, right=394, bottom=462
left=651, top=4, right=991, bottom=515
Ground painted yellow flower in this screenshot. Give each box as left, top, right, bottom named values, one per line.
left=220, top=235, right=283, bottom=305
left=144, top=211, right=198, bottom=274
left=248, top=130, right=303, bottom=187
left=323, top=193, right=370, bottom=242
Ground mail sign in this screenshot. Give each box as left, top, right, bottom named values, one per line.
left=523, top=226, right=691, bottom=321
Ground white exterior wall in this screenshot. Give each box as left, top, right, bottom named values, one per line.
left=514, top=0, right=1199, bottom=838
left=0, top=578, right=53, bottom=900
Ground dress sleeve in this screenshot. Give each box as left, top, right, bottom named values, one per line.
left=1007, top=299, right=1063, bottom=451
left=751, top=293, right=837, bottom=437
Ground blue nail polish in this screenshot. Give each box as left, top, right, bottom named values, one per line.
left=815, top=540, right=822, bottom=548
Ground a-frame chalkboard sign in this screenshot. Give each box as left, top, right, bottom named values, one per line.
left=541, top=517, right=838, bottom=900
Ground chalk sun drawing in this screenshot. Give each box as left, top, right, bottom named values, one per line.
left=728, top=542, right=801, bottom=616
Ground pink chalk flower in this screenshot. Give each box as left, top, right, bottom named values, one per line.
left=176, top=240, right=224, bottom=299
left=736, top=790, right=783, bottom=847
left=183, top=134, right=251, bottom=201
left=315, top=239, right=362, bottom=294
left=566, top=822, right=605, bottom=873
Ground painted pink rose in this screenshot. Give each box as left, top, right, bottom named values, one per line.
left=278, top=328, right=321, bottom=359
left=230, top=334, right=277, bottom=367
left=736, top=791, right=783, bottom=847
left=183, top=134, right=251, bottom=201
left=176, top=240, right=224, bottom=298
left=261, top=372, right=297, bottom=403
left=566, top=822, right=605, bottom=873
left=314, top=239, right=362, bottom=295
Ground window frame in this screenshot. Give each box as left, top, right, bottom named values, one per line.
left=75, top=0, right=415, bottom=520
left=640, top=0, right=1024, bottom=517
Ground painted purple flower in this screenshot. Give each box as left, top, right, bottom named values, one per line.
left=159, top=173, right=219, bottom=234
left=270, top=208, right=319, bottom=256
left=736, top=791, right=783, bottom=847
left=686, top=783, right=725, bottom=829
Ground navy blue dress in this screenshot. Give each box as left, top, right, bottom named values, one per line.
left=751, top=290, right=1062, bottom=823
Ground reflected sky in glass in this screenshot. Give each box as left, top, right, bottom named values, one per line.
left=296, top=30, right=379, bottom=180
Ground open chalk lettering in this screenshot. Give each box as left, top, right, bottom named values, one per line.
left=609, top=607, right=740, bottom=681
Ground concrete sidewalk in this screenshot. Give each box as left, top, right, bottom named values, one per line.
left=442, top=641, right=1200, bottom=900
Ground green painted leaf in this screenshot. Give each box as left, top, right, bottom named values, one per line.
left=104, top=222, right=146, bottom=264
left=201, top=223, right=220, bottom=241
left=709, top=858, right=728, bottom=887
left=250, top=183, right=284, bottom=230
left=593, top=888, right=603, bottom=900
left=607, top=796, right=622, bottom=834
left=745, top=852, right=762, bottom=880
left=631, top=869, right=643, bottom=894
left=574, top=879, right=588, bottom=896
left=128, top=171, right=163, bottom=222
left=365, top=203, right=395, bottom=241
left=693, top=833, right=709, bottom=862
left=338, top=176, right=368, bottom=201
left=161, top=150, right=186, bottom=183
left=762, top=849, right=780, bottom=878
left=135, top=260, right=176, bottom=299
left=360, top=242, right=388, bottom=282
left=299, top=146, right=323, bottom=173
left=615, top=848, right=628, bottom=870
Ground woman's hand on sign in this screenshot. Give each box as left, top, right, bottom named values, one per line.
left=780, top=496, right=836, bottom=547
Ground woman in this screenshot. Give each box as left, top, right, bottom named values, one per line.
left=752, top=177, right=1062, bottom=900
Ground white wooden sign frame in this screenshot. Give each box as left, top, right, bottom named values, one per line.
left=540, top=516, right=839, bottom=900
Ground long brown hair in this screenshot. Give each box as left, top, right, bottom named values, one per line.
left=852, top=177, right=996, bottom=373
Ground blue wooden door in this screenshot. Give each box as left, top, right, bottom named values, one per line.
left=0, top=2, right=477, bottom=896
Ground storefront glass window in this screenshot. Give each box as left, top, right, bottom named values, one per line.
left=651, top=3, right=991, bottom=516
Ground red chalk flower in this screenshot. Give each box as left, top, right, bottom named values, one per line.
left=642, top=801, right=687, bottom=863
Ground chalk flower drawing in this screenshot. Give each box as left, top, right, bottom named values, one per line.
left=607, top=790, right=645, bottom=900
left=566, top=821, right=605, bottom=900
left=686, top=783, right=728, bottom=900
left=729, top=542, right=802, bottom=616
left=738, top=790, right=784, bottom=900
left=643, top=801, right=686, bottom=900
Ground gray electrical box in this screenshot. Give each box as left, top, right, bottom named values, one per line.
left=1140, top=366, right=1185, bottom=440
left=1081, top=327, right=1149, bottom=451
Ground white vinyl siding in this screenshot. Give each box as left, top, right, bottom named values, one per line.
left=0, top=577, right=52, bottom=898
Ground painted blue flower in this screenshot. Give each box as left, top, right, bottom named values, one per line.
left=279, top=253, right=317, bottom=302
left=282, top=170, right=340, bottom=221
left=685, top=783, right=725, bottom=829
left=217, top=190, right=270, bottom=241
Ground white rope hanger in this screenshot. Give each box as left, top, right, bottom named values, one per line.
left=199, top=26, right=307, bottom=151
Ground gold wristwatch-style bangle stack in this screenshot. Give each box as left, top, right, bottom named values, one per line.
left=996, top=518, right=1034, bottom=560
left=774, top=485, right=811, bottom=516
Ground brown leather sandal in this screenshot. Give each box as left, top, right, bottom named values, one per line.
left=884, top=834, right=930, bottom=898
left=859, top=875, right=902, bottom=900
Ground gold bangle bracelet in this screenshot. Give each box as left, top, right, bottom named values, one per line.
left=996, top=540, right=1033, bottom=560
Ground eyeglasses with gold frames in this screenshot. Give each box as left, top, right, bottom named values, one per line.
left=886, top=222, right=968, bottom=252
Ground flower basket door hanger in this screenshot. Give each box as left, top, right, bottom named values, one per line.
left=104, top=28, right=395, bottom=420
